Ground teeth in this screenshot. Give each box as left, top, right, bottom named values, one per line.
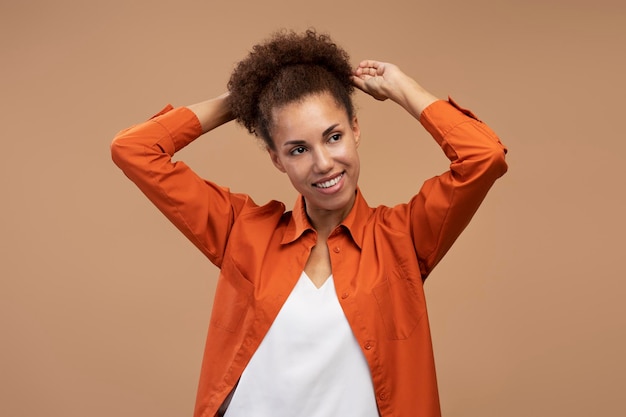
left=315, top=173, right=343, bottom=189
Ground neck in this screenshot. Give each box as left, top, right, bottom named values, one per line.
left=304, top=194, right=356, bottom=238
left=307, top=210, right=344, bottom=238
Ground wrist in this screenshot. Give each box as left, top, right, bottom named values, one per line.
left=392, top=76, right=438, bottom=120
left=188, top=93, right=234, bottom=134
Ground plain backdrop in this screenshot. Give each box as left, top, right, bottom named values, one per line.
left=1, top=1, right=625, bottom=416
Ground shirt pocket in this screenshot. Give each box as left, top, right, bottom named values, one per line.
left=210, top=261, right=254, bottom=333
left=373, top=268, right=426, bottom=340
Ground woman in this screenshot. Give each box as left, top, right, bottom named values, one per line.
left=111, top=29, right=507, bottom=417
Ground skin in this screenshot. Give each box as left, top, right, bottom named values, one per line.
left=187, top=60, right=438, bottom=287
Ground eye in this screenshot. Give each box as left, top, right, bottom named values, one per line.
left=328, top=133, right=342, bottom=143
left=290, top=146, right=307, bottom=156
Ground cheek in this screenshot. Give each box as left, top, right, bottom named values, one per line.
left=283, top=164, right=306, bottom=183
left=338, top=145, right=359, bottom=163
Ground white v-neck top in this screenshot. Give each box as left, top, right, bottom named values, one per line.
left=223, top=272, right=379, bottom=417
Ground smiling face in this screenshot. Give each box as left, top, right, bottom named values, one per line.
left=268, top=92, right=361, bottom=228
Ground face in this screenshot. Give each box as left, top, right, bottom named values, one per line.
left=268, top=92, right=361, bottom=226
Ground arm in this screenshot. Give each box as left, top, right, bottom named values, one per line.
left=110, top=93, right=250, bottom=267
left=353, top=61, right=508, bottom=277
left=187, top=92, right=235, bottom=134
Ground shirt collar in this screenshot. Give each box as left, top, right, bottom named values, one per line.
left=281, top=188, right=371, bottom=249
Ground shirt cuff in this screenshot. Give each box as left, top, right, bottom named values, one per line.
left=149, top=105, right=204, bottom=155
left=419, top=97, right=482, bottom=144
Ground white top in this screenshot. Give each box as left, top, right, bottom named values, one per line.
left=223, top=272, right=379, bottom=417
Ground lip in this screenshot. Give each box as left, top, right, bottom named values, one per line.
left=312, top=172, right=345, bottom=194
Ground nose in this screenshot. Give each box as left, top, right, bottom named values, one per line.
left=313, top=146, right=333, bottom=173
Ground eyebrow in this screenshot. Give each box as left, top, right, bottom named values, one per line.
left=322, top=123, right=340, bottom=137
left=282, top=123, right=341, bottom=147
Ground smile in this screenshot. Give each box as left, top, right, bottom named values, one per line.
left=313, top=172, right=344, bottom=189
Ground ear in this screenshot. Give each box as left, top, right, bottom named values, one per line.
left=351, top=116, right=361, bottom=148
left=268, top=148, right=286, bottom=173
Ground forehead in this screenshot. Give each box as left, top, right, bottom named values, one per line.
left=270, top=93, right=349, bottom=139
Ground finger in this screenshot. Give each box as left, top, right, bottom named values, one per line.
left=353, top=67, right=376, bottom=80
left=350, top=75, right=366, bottom=90
left=357, top=59, right=381, bottom=69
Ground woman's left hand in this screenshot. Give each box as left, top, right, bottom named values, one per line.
left=351, top=60, right=402, bottom=101
left=352, top=59, right=438, bottom=119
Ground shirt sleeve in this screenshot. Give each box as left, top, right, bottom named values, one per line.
left=410, top=98, right=508, bottom=278
left=110, top=105, right=252, bottom=268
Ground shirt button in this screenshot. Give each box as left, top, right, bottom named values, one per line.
left=341, top=292, right=349, bottom=299
left=333, top=247, right=340, bottom=253
left=364, top=342, right=373, bottom=350
left=378, top=391, right=388, bottom=400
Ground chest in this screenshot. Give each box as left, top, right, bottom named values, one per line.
left=303, top=242, right=332, bottom=288
left=222, top=220, right=425, bottom=332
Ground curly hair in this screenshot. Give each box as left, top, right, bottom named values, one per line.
left=227, top=29, right=355, bottom=150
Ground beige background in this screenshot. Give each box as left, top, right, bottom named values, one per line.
left=2, top=0, right=625, bottom=416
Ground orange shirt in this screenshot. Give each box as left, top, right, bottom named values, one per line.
left=111, top=98, right=507, bottom=417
